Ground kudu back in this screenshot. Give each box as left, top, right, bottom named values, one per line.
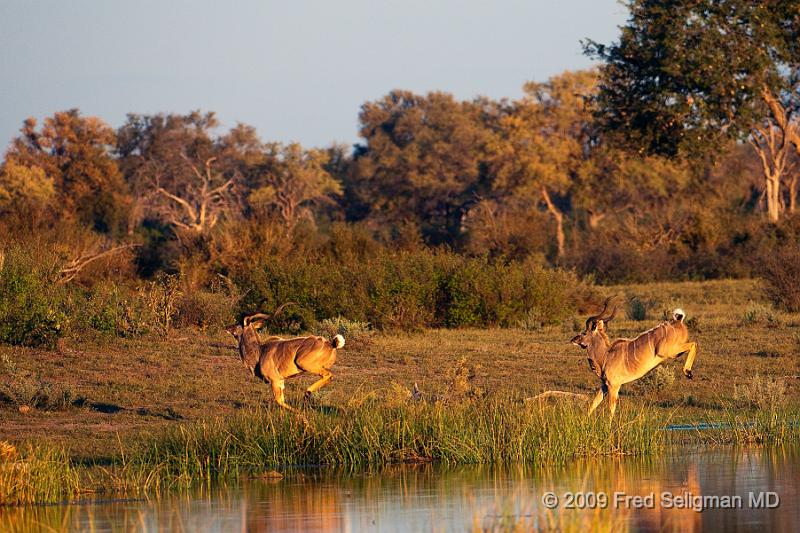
left=226, top=306, right=344, bottom=412
left=570, top=298, right=697, bottom=420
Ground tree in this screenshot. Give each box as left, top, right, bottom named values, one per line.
left=0, top=159, right=55, bottom=220
left=585, top=0, right=800, bottom=222
left=352, top=90, right=493, bottom=244
left=483, top=70, right=598, bottom=258
left=3, top=110, right=129, bottom=232
left=248, top=143, right=342, bottom=233
left=117, top=112, right=241, bottom=237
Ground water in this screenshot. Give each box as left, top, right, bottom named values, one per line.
left=2, top=446, right=798, bottom=532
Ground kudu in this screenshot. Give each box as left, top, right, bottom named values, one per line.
left=225, top=305, right=344, bottom=412
left=570, top=298, right=697, bottom=420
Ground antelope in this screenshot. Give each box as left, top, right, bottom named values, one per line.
left=225, top=305, right=344, bottom=412
left=570, top=298, right=697, bottom=420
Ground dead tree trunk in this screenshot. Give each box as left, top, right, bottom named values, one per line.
left=749, top=124, right=789, bottom=224
left=540, top=187, right=565, bottom=258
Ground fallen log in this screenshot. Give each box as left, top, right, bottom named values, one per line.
left=525, top=390, right=589, bottom=403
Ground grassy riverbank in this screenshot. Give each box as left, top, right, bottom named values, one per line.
left=2, top=399, right=799, bottom=506
left=1, top=279, right=799, bottom=504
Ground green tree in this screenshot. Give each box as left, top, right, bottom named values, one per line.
left=0, top=159, right=55, bottom=220
left=117, top=112, right=240, bottom=237
left=351, top=90, right=493, bottom=244
left=3, top=110, right=129, bottom=233
left=585, top=0, right=800, bottom=222
left=248, top=142, right=342, bottom=233
left=481, top=70, right=598, bottom=258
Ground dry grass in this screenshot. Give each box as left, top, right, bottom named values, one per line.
left=0, top=279, right=798, bottom=461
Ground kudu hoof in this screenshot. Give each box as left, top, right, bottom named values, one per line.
left=684, top=370, right=693, bottom=380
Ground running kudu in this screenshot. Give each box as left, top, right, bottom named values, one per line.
left=571, top=298, right=697, bottom=420
left=226, top=304, right=344, bottom=412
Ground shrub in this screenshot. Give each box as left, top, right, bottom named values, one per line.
left=760, top=241, right=800, bottom=312
left=627, top=297, right=648, bottom=321
left=137, top=274, right=183, bottom=333
left=175, top=290, right=236, bottom=330
left=81, top=282, right=151, bottom=337
left=739, top=302, right=781, bottom=327
left=734, top=374, right=787, bottom=411
left=232, top=249, right=585, bottom=332
left=630, top=365, right=675, bottom=394
left=0, top=353, right=76, bottom=411
left=314, top=317, right=374, bottom=349
left=0, top=246, right=66, bottom=348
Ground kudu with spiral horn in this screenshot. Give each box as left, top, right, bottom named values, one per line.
left=225, top=303, right=345, bottom=412
left=570, top=297, right=697, bottom=420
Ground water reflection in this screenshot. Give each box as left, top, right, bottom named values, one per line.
left=1, top=446, right=797, bottom=532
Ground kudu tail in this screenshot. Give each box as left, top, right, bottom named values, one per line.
left=332, top=334, right=345, bottom=349
left=673, top=308, right=686, bottom=322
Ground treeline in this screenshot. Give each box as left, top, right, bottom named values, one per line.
left=0, top=67, right=798, bottom=346
left=2, top=71, right=793, bottom=277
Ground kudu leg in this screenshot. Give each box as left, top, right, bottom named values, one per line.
left=304, top=369, right=333, bottom=398
left=587, top=386, right=606, bottom=416
left=271, top=380, right=298, bottom=413
left=608, top=385, right=621, bottom=420
left=661, top=342, right=698, bottom=379
left=679, top=342, right=697, bottom=379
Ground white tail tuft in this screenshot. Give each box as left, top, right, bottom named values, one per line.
left=673, top=308, right=686, bottom=322
left=332, top=334, right=345, bottom=349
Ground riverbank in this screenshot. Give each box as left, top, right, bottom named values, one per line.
left=1, top=279, right=799, bottom=504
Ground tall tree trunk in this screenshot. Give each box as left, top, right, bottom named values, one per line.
left=749, top=120, right=789, bottom=224
left=540, top=187, right=565, bottom=258
left=789, top=174, right=798, bottom=214
left=765, top=174, right=781, bottom=223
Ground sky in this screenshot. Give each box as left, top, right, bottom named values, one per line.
left=0, top=0, right=628, bottom=151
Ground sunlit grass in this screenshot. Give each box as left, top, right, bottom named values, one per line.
left=0, top=442, right=81, bottom=506
left=2, top=397, right=798, bottom=505
left=131, top=396, right=663, bottom=488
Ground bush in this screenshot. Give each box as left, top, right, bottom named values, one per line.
left=739, top=302, right=781, bottom=327
left=627, top=297, right=648, bottom=321
left=630, top=365, right=675, bottom=394
left=314, top=317, right=374, bottom=349
left=175, top=289, right=237, bottom=330
left=760, top=241, right=800, bottom=312
left=0, top=246, right=66, bottom=348
left=734, top=374, right=787, bottom=411
left=232, top=249, right=585, bottom=332
left=81, top=282, right=151, bottom=337
left=0, top=353, right=76, bottom=411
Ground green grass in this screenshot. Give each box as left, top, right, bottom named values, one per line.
left=131, top=397, right=662, bottom=486
left=0, top=443, right=81, bottom=506
left=1, top=278, right=800, bottom=505
left=3, top=397, right=799, bottom=505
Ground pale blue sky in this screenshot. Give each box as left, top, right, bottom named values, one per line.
left=0, top=0, right=627, bottom=150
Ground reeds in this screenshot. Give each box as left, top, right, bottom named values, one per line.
left=131, top=396, right=664, bottom=487
left=2, top=399, right=798, bottom=505
left=0, top=442, right=81, bottom=506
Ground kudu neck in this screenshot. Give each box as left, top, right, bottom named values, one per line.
left=587, top=332, right=610, bottom=367
left=238, top=327, right=262, bottom=373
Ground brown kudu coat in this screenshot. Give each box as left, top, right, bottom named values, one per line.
left=227, top=313, right=343, bottom=412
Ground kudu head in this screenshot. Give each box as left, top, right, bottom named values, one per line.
left=225, top=302, right=295, bottom=344
left=570, top=297, right=618, bottom=350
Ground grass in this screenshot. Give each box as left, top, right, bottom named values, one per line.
left=0, top=442, right=81, bottom=506
left=132, top=398, right=662, bottom=485
left=0, top=278, right=799, bottom=505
